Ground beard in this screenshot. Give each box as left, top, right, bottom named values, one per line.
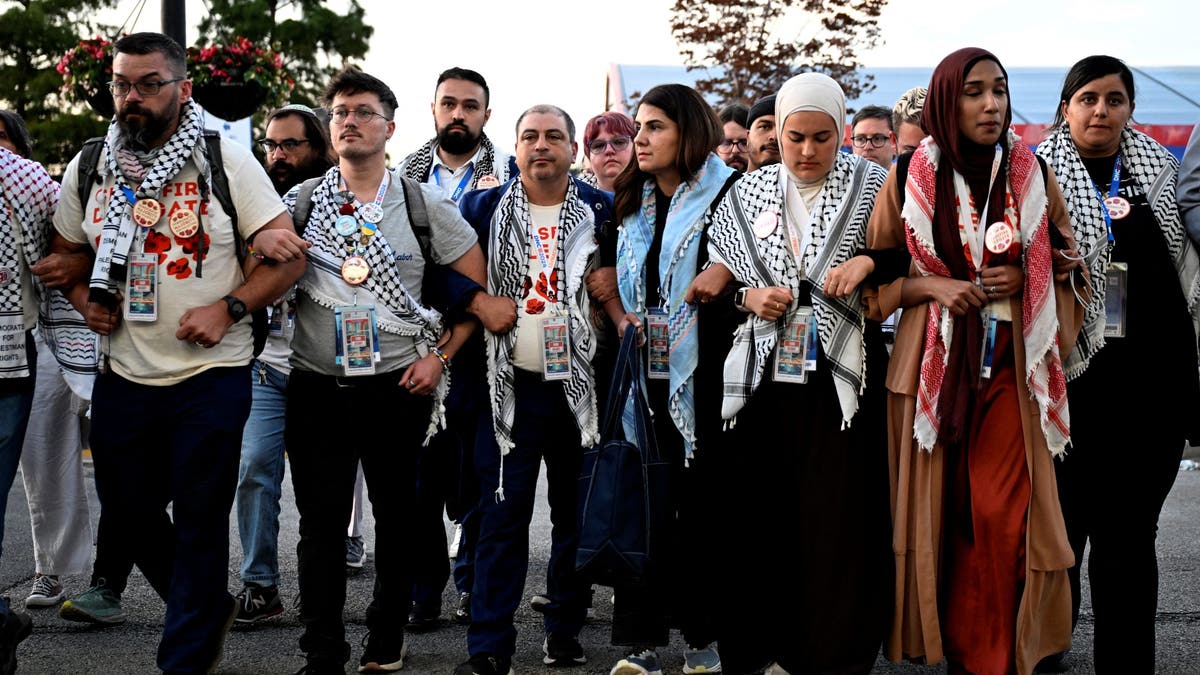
left=118, top=103, right=176, bottom=151
left=267, top=158, right=328, bottom=196
left=437, top=122, right=481, bottom=155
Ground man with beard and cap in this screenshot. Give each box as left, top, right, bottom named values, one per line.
left=261, top=104, right=334, bottom=196
left=397, top=66, right=518, bottom=631
left=230, top=102, right=333, bottom=625
left=745, top=94, right=780, bottom=172
left=48, top=32, right=305, bottom=673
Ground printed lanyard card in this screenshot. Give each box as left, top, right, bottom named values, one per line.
left=979, top=312, right=999, bottom=380
left=773, top=306, right=813, bottom=384
left=1104, top=262, right=1128, bottom=338
left=125, top=252, right=158, bottom=322
left=334, top=305, right=379, bottom=376
left=267, top=301, right=287, bottom=337
left=541, top=315, right=571, bottom=381
left=646, top=308, right=670, bottom=380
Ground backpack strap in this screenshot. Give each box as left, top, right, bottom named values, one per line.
left=290, top=177, right=323, bottom=235
left=398, top=175, right=433, bottom=262
left=76, top=137, right=106, bottom=211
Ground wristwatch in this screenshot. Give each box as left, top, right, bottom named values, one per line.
left=223, top=295, right=248, bottom=322
left=734, top=287, right=749, bottom=312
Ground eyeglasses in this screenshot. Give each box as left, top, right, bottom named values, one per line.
left=851, top=134, right=891, bottom=149
left=258, top=139, right=311, bottom=153
left=330, top=107, right=391, bottom=125
left=587, top=137, right=631, bottom=155
left=107, top=78, right=184, bottom=97
left=718, top=139, right=748, bottom=151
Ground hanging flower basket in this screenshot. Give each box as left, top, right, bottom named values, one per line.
left=188, top=37, right=292, bottom=121
left=58, top=37, right=116, bottom=119
left=191, top=80, right=268, bottom=121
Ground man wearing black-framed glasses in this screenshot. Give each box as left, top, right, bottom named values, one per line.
left=848, top=104, right=897, bottom=167
left=717, top=102, right=750, bottom=172
left=259, top=104, right=333, bottom=196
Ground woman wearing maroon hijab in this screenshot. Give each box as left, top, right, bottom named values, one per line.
left=864, top=48, right=1087, bottom=674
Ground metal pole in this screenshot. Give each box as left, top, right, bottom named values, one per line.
left=162, top=0, right=186, bottom=46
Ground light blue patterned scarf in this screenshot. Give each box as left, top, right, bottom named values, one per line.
left=617, top=153, right=733, bottom=457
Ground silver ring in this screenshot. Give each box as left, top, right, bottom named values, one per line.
left=989, top=285, right=996, bottom=294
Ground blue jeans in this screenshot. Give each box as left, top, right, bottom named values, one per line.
left=0, top=382, right=35, bottom=562
left=90, top=366, right=251, bottom=673
left=468, top=371, right=589, bottom=659
left=235, top=361, right=288, bottom=586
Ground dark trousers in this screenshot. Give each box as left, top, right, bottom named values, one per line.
left=1058, top=382, right=1184, bottom=673
left=467, top=370, right=589, bottom=659
left=610, top=378, right=717, bottom=650
left=89, top=366, right=250, bottom=673
left=286, top=369, right=428, bottom=666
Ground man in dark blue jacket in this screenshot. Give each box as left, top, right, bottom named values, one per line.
left=452, top=105, right=619, bottom=675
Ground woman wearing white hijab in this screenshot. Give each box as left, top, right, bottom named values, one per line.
left=694, top=73, right=893, bottom=674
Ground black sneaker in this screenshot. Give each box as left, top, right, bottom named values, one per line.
left=405, top=601, right=440, bottom=632
left=453, top=591, right=471, bottom=625
left=543, top=633, right=586, bottom=667
left=453, top=654, right=513, bottom=675
left=358, top=632, right=405, bottom=672
left=0, top=608, right=32, bottom=675
left=235, top=583, right=283, bottom=624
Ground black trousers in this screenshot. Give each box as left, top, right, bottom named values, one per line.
left=286, top=369, right=429, bottom=666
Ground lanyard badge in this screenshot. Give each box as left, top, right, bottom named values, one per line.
left=334, top=304, right=380, bottom=376
left=773, top=306, right=817, bottom=383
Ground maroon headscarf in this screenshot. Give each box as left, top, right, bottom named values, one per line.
left=921, top=47, right=1016, bottom=449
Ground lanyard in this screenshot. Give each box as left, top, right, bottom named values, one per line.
left=340, top=171, right=390, bottom=240
left=530, top=226, right=559, bottom=305
left=969, top=145, right=1004, bottom=273
left=1090, top=154, right=1122, bottom=244
left=434, top=164, right=475, bottom=203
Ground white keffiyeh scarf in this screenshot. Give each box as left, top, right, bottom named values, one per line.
left=89, top=101, right=209, bottom=300
left=400, top=132, right=510, bottom=187
left=707, top=155, right=886, bottom=425
left=1036, top=126, right=1200, bottom=379
left=485, top=179, right=600, bottom=462
left=0, top=148, right=61, bottom=378
left=290, top=168, right=448, bottom=442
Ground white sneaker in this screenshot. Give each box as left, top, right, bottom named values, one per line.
left=683, top=643, right=721, bottom=673
left=26, top=574, right=64, bottom=607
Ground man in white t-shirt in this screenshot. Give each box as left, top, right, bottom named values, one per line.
left=454, top=104, right=621, bottom=675
left=49, top=32, right=305, bottom=674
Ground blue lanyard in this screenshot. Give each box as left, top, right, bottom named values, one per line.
left=1090, top=154, right=1122, bottom=243
left=433, top=164, right=475, bottom=203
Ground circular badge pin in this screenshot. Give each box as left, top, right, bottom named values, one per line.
left=1104, top=196, right=1131, bottom=220
left=334, top=190, right=355, bottom=205
left=340, top=256, right=371, bottom=285
left=985, top=221, right=1014, bottom=254
left=476, top=174, right=500, bottom=190
left=335, top=215, right=359, bottom=237
left=359, top=202, right=384, bottom=224
left=0, top=268, right=12, bottom=285
left=360, top=221, right=379, bottom=239
left=169, top=209, right=200, bottom=239
left=132, top=198, right=164, bottom=228
left=752, top=210, right=779, bottom=239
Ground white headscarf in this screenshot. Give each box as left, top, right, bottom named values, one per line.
left=774, top=73, right=846, bottom=188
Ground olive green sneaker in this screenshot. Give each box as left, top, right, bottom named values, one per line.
left=59, top=581, right=126, bottom=625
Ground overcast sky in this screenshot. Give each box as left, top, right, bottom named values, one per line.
left=108, top=0, right=1197, bottom=154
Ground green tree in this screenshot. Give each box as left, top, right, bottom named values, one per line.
left=0, top=0, right=115, bottom=168
left=670, top=0, right=887, bottom=107
left=196, top=0, right=372, bottom=105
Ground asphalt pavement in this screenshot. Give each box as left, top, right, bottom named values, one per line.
left=1, top=454, right=1197, bottom=674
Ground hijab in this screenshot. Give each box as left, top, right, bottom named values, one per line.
left=775, top=72, right=845, bottom=188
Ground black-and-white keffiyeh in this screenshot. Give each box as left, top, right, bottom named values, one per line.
left=486, top=179, right=599, bottom=466
left=1037, top=126, right=1200, bottom=378
left=292, top=167, right=448, bottom=441
left=0, top=147, right=60, bottom=378
left=707, top=154, right=887, bottom=425
left=89, top=101, right=208, bottom=300
left=400, top=132, right=510, bottom=186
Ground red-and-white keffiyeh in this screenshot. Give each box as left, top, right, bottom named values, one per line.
left=902, top=134, right=1071, bottom=455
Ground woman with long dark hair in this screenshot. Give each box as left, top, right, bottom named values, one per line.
left=866, top=48, right=1086, bottom=675
left=1037, top=55, right=1200, bottom=672
left=608, top=83, right=737, bottom=675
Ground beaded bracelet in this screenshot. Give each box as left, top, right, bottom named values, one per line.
left=246, top=244, right=267, bottom=261
left=432, top=346, right=452, bottom=371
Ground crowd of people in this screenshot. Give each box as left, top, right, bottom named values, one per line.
left=0, top=30, right=1197, bottom=675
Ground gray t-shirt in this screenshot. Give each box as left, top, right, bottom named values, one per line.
left=289, top=177, right=477, bottom=375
